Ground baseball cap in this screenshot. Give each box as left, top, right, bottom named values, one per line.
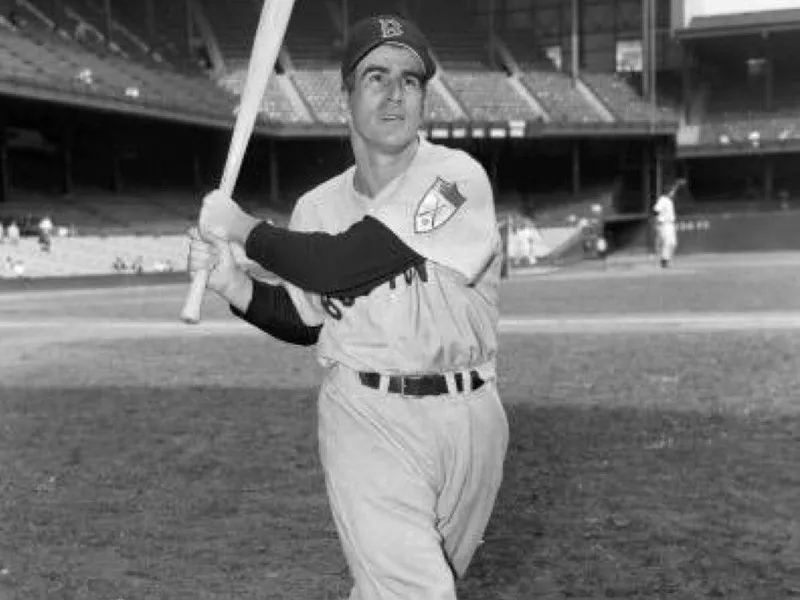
left=341, top=15, right=436, bottom=84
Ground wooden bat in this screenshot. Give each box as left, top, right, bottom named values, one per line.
left=180, top=0, right=296, bottom=324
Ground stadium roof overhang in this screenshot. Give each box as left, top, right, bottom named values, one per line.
left=0, top=80, right=238, bottom=132
left=675, top=9, right=800, bottom=41
left=0, top=81, right=677, bottom=141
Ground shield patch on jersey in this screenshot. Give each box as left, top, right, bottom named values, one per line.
left=414, top=177, right=466, bottom=233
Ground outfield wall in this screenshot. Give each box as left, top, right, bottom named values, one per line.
left=606, top=210, right=800, bottom=254
left=675, top=210, right=800, bottom=253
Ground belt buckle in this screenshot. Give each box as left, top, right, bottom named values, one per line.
left=400, top=375, right=428, bottom=396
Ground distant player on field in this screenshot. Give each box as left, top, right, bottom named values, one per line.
left=188, top=14, right=508, bottom=600
left=653, top=180, right=682, bottom=268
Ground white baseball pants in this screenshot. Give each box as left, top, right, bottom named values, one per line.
left=318, top=364, right=509, bottom=600
left=656, top=223, right=677, bottom=261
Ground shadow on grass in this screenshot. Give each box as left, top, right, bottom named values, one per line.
left=1, top=387, right=799, bottom=600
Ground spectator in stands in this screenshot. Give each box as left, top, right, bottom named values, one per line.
left=584, top=204, right=607, bottom=261
left=8, top=10, right=26, bottom=29
left=778, top=189, right=791, bottom=210
left=131, top=256, right=144, bottom=275
left=193, top=44, right=213, bottom=72
left=153, top=259, right=174, bottom=273
left=77, top=68, right=94, bottom=86
left=6, top=220, right=20, bottom=246
left=74, top=21, right=101, bottom=45
left=38, top=216, right=53, bottom=253
left=745, top=177, right=760, bottom=201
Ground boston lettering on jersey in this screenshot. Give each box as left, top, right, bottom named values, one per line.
left=279, top=136, right=501, bottom=374
left=320, top=261, right=429, bottom=321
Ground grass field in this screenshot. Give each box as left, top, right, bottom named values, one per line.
left=2, top=255, right=800, bottom=599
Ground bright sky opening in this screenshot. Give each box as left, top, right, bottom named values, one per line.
left=697, top=0, right=800, bottom=15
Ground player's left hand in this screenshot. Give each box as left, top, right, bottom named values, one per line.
left=198, top=189, right=260, bottom=246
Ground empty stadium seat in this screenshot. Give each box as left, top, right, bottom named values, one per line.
left=412, top=0, right=493, bottom=70
left=283, top=0, right=340, bottom=69
left=444, top=72, right=536, bottom=121
left=520, top=71, right=604, bottom=123
left=426, top=32, right=493, bottom=71
left=198, top=0, right=257, bottom=66
left=0, top=10, right=241, bottom=120
left=290, top=69, right=348, bottom=124
left=424, top=85, right=458, bottom=122
left=218, top=69, right=304, bottom=123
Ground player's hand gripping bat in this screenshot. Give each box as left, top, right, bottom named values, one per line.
left=180, top=0, right=296, bottom=324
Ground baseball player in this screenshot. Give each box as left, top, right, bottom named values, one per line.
left=652, top=180, right=681, bottom=268
left=189, top=14, right=508, bottom=600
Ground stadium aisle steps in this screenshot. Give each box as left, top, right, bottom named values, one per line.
left=521, top=70, right=604, bottom=123
left=581, top=72, right=676, bottom=123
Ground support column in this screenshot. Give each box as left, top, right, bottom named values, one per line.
left=488, top=0, right=496, bottom=66
left=681, top=160, right=692, bottom=208
left=0, top=125, right=9, bottom=204
left=641, top=143, right=654, bottom=252
left=570, top=0, right=580, bottom=79
left=109, top=130, right=122, bottom=192
left=641, top=143, right=652, bottom=213
left=764, top=156, right=774, bottom=202
left=655, top=142, right=663, bottom=199
left=103, top=0, right=113, bottom=48
left=269, top=139, right=280, bottom=206
left=649, top=0, right=657, bottom=105
left=641, top=0, right=652, bottom=99
left=61, top=123, right=73, bottom=196
left=342, top=0, right=349, bottom=44
left=145, top=0, right=155, bottom=42
left=185, top=0, right=193, bottom=54
left=681, top=47, right=692, bottom=121
left=192, top=143, right=203, bottom=194
left=571, top=140, right=581, bottom=195
left=764, top=33, right=773, bottom=111
left=490, top=144, right=499, bottom=194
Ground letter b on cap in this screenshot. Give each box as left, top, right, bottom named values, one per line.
left=378, top=17, right=403, bottom=38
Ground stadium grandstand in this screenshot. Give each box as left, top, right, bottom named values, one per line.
left=2, top=0, right=798, bottom=280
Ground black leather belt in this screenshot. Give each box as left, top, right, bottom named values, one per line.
left=358, top=370, right=485, bottom=396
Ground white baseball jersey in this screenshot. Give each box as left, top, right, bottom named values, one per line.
left=283, top=136, right=501, bottom=376
left=653, top=194, right=676, bottom=225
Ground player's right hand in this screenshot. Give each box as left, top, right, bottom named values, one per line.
left=187, top=227, right=243, bottom=297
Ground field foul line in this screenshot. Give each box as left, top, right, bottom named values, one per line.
left=0, top=284, right=181, bottom=303
left=2, top=312, right=800, bottom=335
left=501, top=312, right=800, bottom=332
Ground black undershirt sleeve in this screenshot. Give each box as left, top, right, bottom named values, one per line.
left=244, top=216, right=424, bottom=297
left=235, top=216, right=428, bottom=346
left=230, top=279, right=321, bottom=346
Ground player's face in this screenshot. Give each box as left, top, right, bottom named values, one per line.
left=348, top=44, right=426, bottom=154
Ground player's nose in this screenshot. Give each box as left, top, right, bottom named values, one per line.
left=384, top=77, right=403, bottom=103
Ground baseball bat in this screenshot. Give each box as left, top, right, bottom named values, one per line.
left=180, top=0, right=296, bottom=324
